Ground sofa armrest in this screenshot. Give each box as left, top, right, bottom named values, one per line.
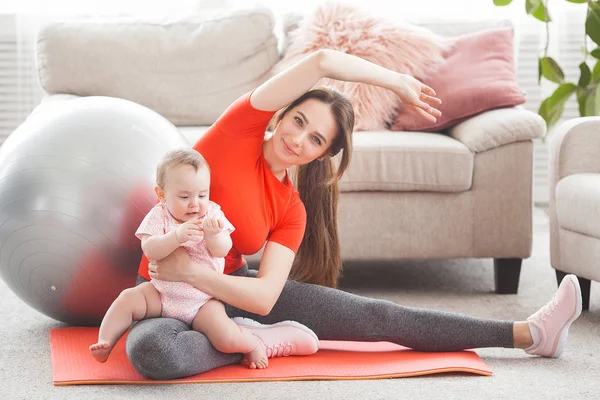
left=549, top=117, right=600, bottom=195
left=448, top=107, right=546, bottom=153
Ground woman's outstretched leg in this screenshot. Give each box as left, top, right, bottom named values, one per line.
left=226, top=268, right=582, bottom=355
left=127, top=266, right=582, bottom=379
left=226, top=269, right=514, bottom=351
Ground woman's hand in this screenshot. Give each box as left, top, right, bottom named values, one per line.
left=394, top=74, right=442, bottom=123
left=148, top=246, right=204, bottom=284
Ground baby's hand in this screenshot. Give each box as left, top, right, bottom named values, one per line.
left=175, top=218, right=202, bottom=244
left=203, top=217, right=225, bottom=238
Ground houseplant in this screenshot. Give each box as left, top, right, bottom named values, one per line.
left=494, top=0, right=600, bottom=132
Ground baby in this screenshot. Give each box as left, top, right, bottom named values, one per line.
left=90, top=148, right=303, bottom=368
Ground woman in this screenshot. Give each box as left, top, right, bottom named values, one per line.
left=126, top=49, right=582, bottom=379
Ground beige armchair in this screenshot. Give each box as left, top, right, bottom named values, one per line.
left=549, top=117, right=600, bottom=310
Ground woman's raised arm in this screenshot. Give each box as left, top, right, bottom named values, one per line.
left=251, top=49, right=442, bottom=122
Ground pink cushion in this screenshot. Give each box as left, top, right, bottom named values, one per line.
left=392, top=28, right=525, bottom=132
left=273, top=3, right=448, bottom=131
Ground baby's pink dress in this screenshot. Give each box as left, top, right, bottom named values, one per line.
left=135, top=201, right=234, bottom=325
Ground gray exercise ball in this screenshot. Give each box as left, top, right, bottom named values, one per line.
left=0, top=96, right=188, bottom=326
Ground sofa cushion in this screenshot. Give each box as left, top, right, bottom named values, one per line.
left=179, top=127, right=474, bottom=193
left=274, top=2, right=448, bottom=131
left=36, top=6, right=279, bottom=126
left=556, top=173, right=600, bottom=238
left=339, top=131, right=474, bottom=192
left=392, top=27, right=525, bottom=132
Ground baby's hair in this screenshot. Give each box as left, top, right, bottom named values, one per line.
left=156, top=148, right=208, bottom=188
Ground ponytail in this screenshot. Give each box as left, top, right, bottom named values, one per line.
left=274, top=87, right=354, bottom=287
left=289, top=159, right=341, bottom=287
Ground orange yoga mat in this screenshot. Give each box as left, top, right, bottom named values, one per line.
left=50, top=327, right=492, bottom=385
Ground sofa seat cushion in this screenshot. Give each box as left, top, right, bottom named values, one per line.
left=556, top=173, right=600, bottom=238
left=339, top=131, right=473, bottom=192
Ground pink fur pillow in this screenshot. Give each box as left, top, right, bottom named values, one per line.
left=392, top=28, right=525, bottom=132
left=275, top=3, right=448, bottom=131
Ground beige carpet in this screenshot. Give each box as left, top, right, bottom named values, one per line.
left=1, top=207, right=599, bottom=399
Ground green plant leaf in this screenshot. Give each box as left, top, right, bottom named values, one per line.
left=586, top=2, right=600, bottom=46
left=585, top=90, right=597, bottom=115
left=577, top=87, right=588, bottom=116
left=594, top=83, right=600, bottom=114
left=539, top=83, right=577, bottom=129
left=579, top=62, right=592, bottom=87
left=526, top=0, right=541, bottom=14
left=592, top=60, right=600, bottom=83
left=532, top=3, right=551, bottom=22
left=553, top=83, right=577, bottom=102
left=591, top=47, right=600, bottom=59
left=493, top=0, right=513, bottom=5
left=538, top=57, right=543, bottom=85
left=566, top=0, right=587, bottom=3
left=540, top=57, right=564, bottom=83
left=539, top=98, right=565, bottom=130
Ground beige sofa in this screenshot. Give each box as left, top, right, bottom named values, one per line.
left=33, top=6, right=545, bottom=293
left=550, top=117, right=600, bottom=310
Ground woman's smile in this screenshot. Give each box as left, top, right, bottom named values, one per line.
left=282, top=138, right=299, bottom=156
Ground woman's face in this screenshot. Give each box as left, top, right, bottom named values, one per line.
left=272, top=99, right=338, bottom=166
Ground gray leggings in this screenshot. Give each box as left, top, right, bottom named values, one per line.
left=126, top=265, right=514, bottom=379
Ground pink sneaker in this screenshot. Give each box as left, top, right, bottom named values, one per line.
left=232, top=317, right=319, bottom=358
left=525, top=274, right=582, bottom=358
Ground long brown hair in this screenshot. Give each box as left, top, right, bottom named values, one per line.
left=271, top=87, right=354, bottom=287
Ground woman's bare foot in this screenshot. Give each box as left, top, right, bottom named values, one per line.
left=244, top=337, right=268, bottom=369
left=89, top=341, right=113, bottom=363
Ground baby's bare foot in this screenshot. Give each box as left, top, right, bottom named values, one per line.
left=89, top=341, right=113, bottom=363
left=245, top=338, right=268, bottom=369
left=254, top=357, right=268, bottom=369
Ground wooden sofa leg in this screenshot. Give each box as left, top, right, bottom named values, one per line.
left=555, top=270, right=591, bottom=311
left=494, top=258, right=522, bottom=294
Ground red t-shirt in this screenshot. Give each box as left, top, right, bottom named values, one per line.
left=138, top=92, right=307, bottom=279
